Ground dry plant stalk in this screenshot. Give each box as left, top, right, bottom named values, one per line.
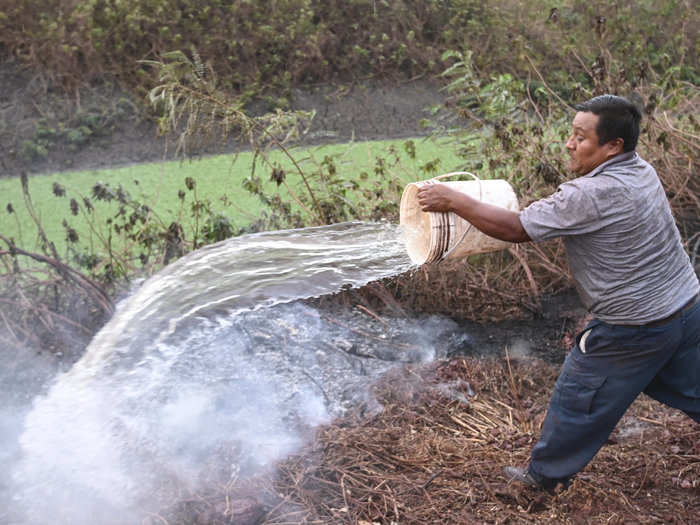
left=0, top=234, right=113, bottom=354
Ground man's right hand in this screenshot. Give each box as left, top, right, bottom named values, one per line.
left=417, top=183, right=460, bottom=213
left=418, top=182, right=530, bottom=243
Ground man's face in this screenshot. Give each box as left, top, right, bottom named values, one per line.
left=565, top=112, right=620, bottom=175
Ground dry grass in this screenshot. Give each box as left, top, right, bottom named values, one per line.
left=151, top=357, right=699, bottom=524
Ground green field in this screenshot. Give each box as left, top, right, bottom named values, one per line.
left=1, top=137, right=464, bottom=258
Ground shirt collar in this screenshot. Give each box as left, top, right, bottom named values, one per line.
left=585, top=151, right=637, bottom=178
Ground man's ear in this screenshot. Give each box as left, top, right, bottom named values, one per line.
left=606, top=138, right=624, bottom=156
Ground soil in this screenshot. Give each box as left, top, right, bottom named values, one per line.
left=0, top=58, right=444, bottom=177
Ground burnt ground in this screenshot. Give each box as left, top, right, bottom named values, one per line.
left=152, top=358, right=698, bottom=525
left=265, top=357, right=699, bottom=525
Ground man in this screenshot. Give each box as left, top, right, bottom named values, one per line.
left=417, top=94, right=700, bottom=491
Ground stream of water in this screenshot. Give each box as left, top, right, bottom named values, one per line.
left=4, top=221, right=474, bottom=524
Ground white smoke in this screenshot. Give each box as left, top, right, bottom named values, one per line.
left=8, top=304, right=337, bottom=523
left=506, top=338, right=533, bottom=360
left=5, top=301, right=472, bottom=524
left=4, top=223, right=477, bottom=523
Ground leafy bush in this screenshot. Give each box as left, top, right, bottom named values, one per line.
left=3, top=0, right=695, bottom=98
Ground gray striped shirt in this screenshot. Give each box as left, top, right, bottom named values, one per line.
left=520, top=151, right=699, bottom=324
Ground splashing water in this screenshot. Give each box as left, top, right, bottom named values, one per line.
left=5, top=221, right=471, bottom=524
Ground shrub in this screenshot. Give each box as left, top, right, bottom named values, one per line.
left=3, top=1, right=695, bottom=97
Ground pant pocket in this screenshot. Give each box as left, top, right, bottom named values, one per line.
left=557, top=370, right=607, bottom=414
left=578, top=328, right=592, bottom=353
left=575, top=319, right=602, bottom=354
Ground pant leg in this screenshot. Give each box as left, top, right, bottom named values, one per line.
left=643, top=300, right=700, bottom=422
left=528, top=318, right=684, bottom=488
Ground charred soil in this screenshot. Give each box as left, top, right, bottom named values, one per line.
left=149, top=357, right=699, bottom=525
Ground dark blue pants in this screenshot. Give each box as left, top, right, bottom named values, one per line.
left=528, top=298, right=700, bottom=489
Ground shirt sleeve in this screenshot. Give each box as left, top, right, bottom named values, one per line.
left=519, top=181, right=604, bottom=242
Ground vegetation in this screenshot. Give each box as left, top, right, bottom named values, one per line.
left=1, top=2, right=699, bottom=522
left=2, top=1, right=697, bottom=97
left=1, top=137, right=460, bottom=271
left=0, top=0, right=698, bottom=355
left=254, top=358, right=698, bottom=524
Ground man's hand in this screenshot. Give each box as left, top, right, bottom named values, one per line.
left=416, top=181, right=530, bottom=243
left=417, top=183, right=459, bottom=213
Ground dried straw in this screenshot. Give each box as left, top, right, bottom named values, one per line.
left=153, top=357, right=699, bottom=524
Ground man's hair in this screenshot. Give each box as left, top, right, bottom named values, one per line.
left=574, top=95, right=641, bottom=152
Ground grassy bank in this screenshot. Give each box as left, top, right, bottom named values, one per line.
left=1, top=137, right=462, bottom=259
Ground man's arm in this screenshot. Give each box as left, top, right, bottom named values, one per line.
left=417, top=183, right=531, bottom=243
